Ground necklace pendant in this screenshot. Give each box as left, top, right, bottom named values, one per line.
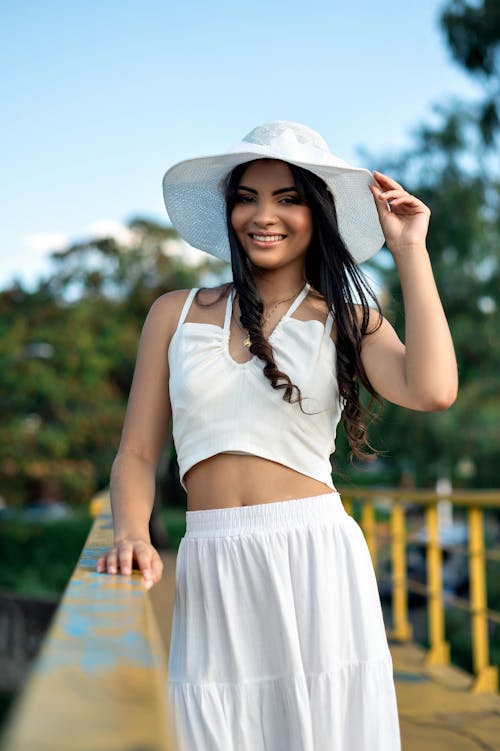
left=243, top=335, right=251, bottom=348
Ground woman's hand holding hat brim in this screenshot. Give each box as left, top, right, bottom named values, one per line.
left=370, top=170, right=431, bottom=257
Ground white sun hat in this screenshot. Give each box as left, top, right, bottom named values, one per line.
left=162, top=121, right=385, bottom=265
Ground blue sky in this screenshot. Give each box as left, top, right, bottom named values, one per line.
left=1, top=0, right=481, bottom=289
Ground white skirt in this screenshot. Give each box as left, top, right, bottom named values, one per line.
left=166, top=491, right=401, bottom=751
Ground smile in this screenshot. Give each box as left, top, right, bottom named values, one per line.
left=248, top=233, right=287, bottom=243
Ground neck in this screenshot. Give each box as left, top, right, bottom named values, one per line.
left=252, top=269, right=308, bottom=307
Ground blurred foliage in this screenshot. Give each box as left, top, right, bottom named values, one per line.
left=2, top=115, right=499, bottom=500
left=337, top=0, right=500, bottom=488
left=159, top=507, right=188, bottom=550
left=351, top=19, right=500, bottom=487
left=0, top=1, right=498, bottom=698
left=1, top=0, right=499, bottom=503
left=0, top=508, right=189, bottom=598
left=0, top=513, right=92, bottom=597
left=441, top=0, right=500, bottom=145
left=0, top=221, right=227, bottom=507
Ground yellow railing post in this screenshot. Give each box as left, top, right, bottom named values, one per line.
left=425, top=502, right=450, bottom=665
left=468, top=505, right=498, bottom=693
left=342, top=495, right=352, bottom=517
left=390, top=500, right=412, bottom=641
left=361, top=502, right=377, bottom=574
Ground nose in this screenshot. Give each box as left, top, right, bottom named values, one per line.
left=251, top=199, right=278, bottom=227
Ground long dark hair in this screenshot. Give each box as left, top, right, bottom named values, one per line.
left=218, top=157, right=384, bottom=462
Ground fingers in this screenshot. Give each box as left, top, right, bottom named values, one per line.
left=151, top=554, right=164, bottom=585
left=372, top=170, right=404, bottom=191
left=370, top=185, right=409, bottom=204
left=135, top=546, right=157, bottom=586
left=96, top=545, right=126, bottom=575
left=121, top=540, right=138, bottom=576
left=370, top=172, right=407, bottom=212
left=370, top=182, right=429, bottom=215
left=139, top=549, right=164, bottom=589
left=374, top=189, right=404, bottom=202
left=381, top=192, right=429, bottom=213
left=369, top=182, right=393, bottom=215
left=96, top=550, right=116, bottom=573
left=95, top=541, right=164, bottom=590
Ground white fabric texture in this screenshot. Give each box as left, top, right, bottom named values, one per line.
left=166, top=492, right=401, bottom=750
left=168, top=282, right=342, bottom=492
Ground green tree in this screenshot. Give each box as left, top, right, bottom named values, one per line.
left=335, top=2, right=500, bottom=488
left=354, top=100, right=500, bottom=487
left=0, top=220, right=226, bottom=507
left=441, top=0, right=500, bottom=145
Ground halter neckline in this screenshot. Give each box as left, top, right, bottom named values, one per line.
left=224, top=282, right=311, bottom=332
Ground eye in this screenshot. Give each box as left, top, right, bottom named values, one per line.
left=279, top=196, right=301, bottom=205
left=278, top=194, right=304, bottom=206
left=235, top=194, right=255, bottom=204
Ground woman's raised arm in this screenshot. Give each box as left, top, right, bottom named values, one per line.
left=359, top=171, right=458, bottom=411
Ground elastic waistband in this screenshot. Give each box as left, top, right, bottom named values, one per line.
left=184, top=491, right=347, bottom=538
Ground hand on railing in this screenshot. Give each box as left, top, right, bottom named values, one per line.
left=95, top=538, right=164, bottom=590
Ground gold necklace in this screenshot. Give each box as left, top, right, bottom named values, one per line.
left=234, top=284, right=305, bottom=347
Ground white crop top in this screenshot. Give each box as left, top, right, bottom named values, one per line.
left=167, top=281, right=343, bottom=492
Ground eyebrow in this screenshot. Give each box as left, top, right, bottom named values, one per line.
left=237, top=185, right=298, bottom=195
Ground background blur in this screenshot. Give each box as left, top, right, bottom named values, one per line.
left=1, top=0, right=498, bottom=506
left=0, top=0, right=484, bottom=288
left=1, top=0, right=499, bottom=734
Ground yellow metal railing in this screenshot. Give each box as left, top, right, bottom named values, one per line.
left=338, top=487, right=500, bottom=694
left=1, top=491, right=177, bottom=751
left=3, top=486, right=499, bottom=751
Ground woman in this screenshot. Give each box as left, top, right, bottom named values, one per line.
left=96, top=121, right=458, bottom=750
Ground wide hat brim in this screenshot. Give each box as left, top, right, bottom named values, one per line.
left=162, top=137, right=385, bottom=265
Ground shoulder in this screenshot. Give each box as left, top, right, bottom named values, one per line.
left=139, top=289, right=193, bottom=347
left=151, top=288, right=197, bottom=311
left=147, top=287, right=191, bottom=323
left=154, top=284, right=231, bottom=306
left=326, top=302, right=385, bottom=348
left=350, top=303, right=405, bottom=365
left=146, top=284, right=231, bottom=334
left=352, top=302, right=384, bottom=337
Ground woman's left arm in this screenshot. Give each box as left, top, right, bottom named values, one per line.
left=359, top=170, right=458, bottom=411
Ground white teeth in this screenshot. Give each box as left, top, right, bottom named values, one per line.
left=251, top=234, right=285, bottom=242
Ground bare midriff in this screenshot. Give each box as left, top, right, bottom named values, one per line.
left=184, top=453, right=335, bottom=511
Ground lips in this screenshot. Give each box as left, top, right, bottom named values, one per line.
left=248, top=233, right=287, bottom=243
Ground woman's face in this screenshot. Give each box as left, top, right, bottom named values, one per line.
left=230, top=159, right=313, bottom=271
